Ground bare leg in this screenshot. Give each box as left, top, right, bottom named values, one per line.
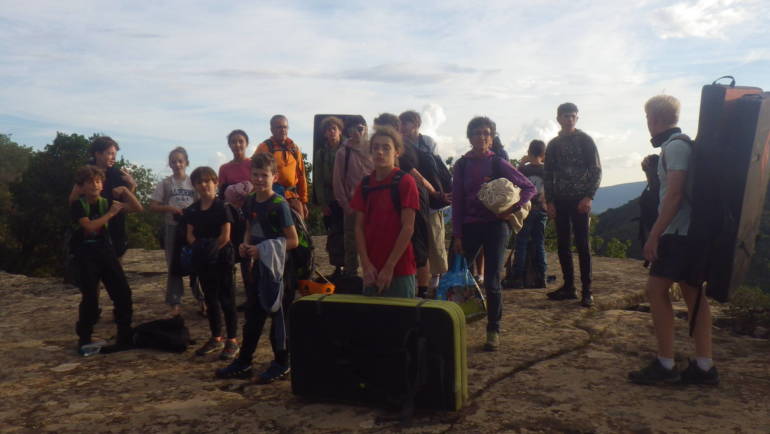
left=646, top=275, right=675, bottom=359
left=679, top=283, right=713, bottom=358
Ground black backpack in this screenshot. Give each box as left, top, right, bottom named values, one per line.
left=255, top=194, right=316, bottom=281
left=132, top=316, right=192, bottom=353
left=416, top=136, right=452, bottom=209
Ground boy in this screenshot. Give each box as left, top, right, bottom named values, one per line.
left=185, top=167, right=239, bottom=359
left=351, top=126, right=420, bottom=297
left=70, top=165, right=142, bottom=355
left=512, top=140, right=548, bottom=288
left=216, top=153, right=299, bottom=383
left=629, top=95, right=718, bottom=385
left=544, top=103, right=602, bottom=307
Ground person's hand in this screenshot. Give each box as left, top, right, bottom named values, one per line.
left=108, top=201, right=124, bottom=216
left=577, top=197, right=592, bottom=214
left=169, top=206, right=184, bottom=216
left=238, top=243, right=248, bottom=258
left=120, top=168, right=136, bottom=190
left=302, top=202, right=309, bottom=219
left=375, top=263, right=395, bottom=294
left=322, top=206, right=331, bottom=216
left=497, top=204, right=520, bottom=220
left=546, top=203, right=556, bottom=219
left=362, top=260, right=378, bottom=287
left=520, top=155, right=530, bottom=165
left=245, top=244, right=259, bottom=259
left=112, top=186, right=127, bottom=199
left=453, top=237, right=463, bottom=254
left=643, top=233, right=660, bottom=263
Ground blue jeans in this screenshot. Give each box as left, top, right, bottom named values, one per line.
left=513, top=210, right=547, bottom=277
left=461, top=221, right=510, bottom=332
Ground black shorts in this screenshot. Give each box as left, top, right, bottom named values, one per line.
left=412, top=211, right=429, bottom=267
left=649, top=235, right=697, bottom=285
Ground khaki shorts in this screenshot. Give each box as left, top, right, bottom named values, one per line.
left=427, top=210, right=449, bottom=275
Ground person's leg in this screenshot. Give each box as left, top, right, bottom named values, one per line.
left=200, top=268, right=223, bottom=338
left=342, top=212, right=359, bottom=276
left=554, top=200, right=575, bottom=289
left=381, top=274, right=416, bottom=298
left=570, top=206, right=592, bottom=295
left=427, top=211, right=448, bottom=276
left=646, top=275, right=675, bottom=359
left=481, top=221, right=510, bottom=334
left=327, top=201, right=346, bottom=270
left=237, top=288, right=268, bottom=365
left=218, top=264, right=238, bottom=340
left=412, top=212, right=431, bottom=297
left=99, top=251, right=133, bottom=343
left=530, top=211, right=548, bottom=285
left=75, top=253, right=101, bottom=345
left=513, top=216, right=534, bottom=278
left=680, top=283, right=712, bottom=359
left=164, top=225, right=184, bottom=313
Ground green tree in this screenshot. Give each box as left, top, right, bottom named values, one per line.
left=0, top=134, right=34, bottom=267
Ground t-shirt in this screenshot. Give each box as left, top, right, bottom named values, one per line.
left=184, top=198, right=234, bottom=240
left=151, top=175, right=197, bottom=225
left=218, top=159, right=252, bottom=197
left=99, top=165, right=130, bottom=254
left=349, top=168, right=420, bottom=276
left=70, top=196, right=112, bottom=248
left=242, top=194, right=294, bottom=245
left=658, top=134, right=694, bottom=236
left=518, top=163, right=545, bottom=211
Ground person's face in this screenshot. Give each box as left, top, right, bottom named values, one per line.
left=348, top=124, right=366, bottom=142
left=557, top=112, right=578, bottom=132
left=645, top=111, right=662, bottom=136
left=251, top=167, right=277, bottom=194
left=324, top=125, right=341, bottom=146
left=228, top=134, right=248, bottom=159
left=371, top=135, right=398, bottom=168
left=194, top=177, right=218, bottom=200
left=469, top=126, right=493, bottom=152
left=271, top=118, right=289, bottom=142
left=83, top=177, right=103, bottom=198
left=169, top=152, right=188, bottom=174
left=400, top=120, right=419, bottom=141
left=94, top=146, right=117, bottom=168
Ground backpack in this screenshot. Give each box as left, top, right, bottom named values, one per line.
left=265, top=139, right=302, bottom=194
left=418, top=135, right=453, bottom=194
left=256, top=195, right=316, bottom=281
left=361, top=169, right=407, bottom=212
left=132, top=316, right=192, bottom=353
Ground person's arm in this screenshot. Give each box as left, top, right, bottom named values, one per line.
left=375, top=207, right=416, bottom=293
left=149, top=200, right=183, bottom=216
left=354, top=211, right=377, bottom=287
left=543, top=142, right=557, bottom=218
left=332, top=150, right=351, bottom=213
left=282, top=225, right=299, bottom=250
left=216, top=222, right=231, bottom=250
left=77, top=201, right=123, bottom=233
left=113, top=187, right=143, bottom=213
left=643, top=169, right=687, bottom=262
left=186, top=223, right=195, bottom=245
left=502, top=162, right=536, bottom=206
left=451, top=159, right=465, bottom=252
left=119, top=168, right=137, bottom=193
left=68, top=185, right=81, bottom=204
left=577, top=135, right=602, bottom=214
left=410, top=168, right=436, bottom=194
left=296, top=149, right=308, bottom=204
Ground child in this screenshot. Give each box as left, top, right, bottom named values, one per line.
left=70, top=165, right=142, bottom=355
left=218, top=130, right=252, bottom=198
left=351, top=126, right=420, bottom=297
left=216, top=153, right=298, bottom=383
left=149, top=147, right=202, bottom=317
left=185, top=167, right=239, bottom=359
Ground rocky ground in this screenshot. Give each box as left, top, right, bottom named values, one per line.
left=1, top=237, right=768, bottom=433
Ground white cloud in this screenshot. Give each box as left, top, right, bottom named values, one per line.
left=652, top=0, right=753, bottom=39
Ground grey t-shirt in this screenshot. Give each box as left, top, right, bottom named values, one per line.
left=658, top=134, right=694, bottom=236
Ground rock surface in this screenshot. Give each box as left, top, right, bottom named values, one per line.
left=1, top=239, right=769, bottom=433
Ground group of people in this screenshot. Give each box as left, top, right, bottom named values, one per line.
left=67, top=96, right=718, bottom=387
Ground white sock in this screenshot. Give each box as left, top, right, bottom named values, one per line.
left=657, top=356, right=675, bottom=370
left=696, top=357, right=714, bottom=371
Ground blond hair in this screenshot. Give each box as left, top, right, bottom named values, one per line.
left=645, top=95, right=680, bottom=127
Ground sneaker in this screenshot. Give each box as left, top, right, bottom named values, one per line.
left=628, top=359, right=681, bottom=385
left=254, top=361, right=290, bottom=384
left=484, top=331, right=500, bottom=351
left=215, top=359, right=253, bottom=379
left=196, top=337, right=224, bottom=356
left=680, top=360, right=720, bottom=386
left=547, top=285, right=577, bottom=300
left=220, top=340, right=239, bottom=360
left=77, top=338, right=106, bottom=357
left=580, top=293, right=594, bottom=308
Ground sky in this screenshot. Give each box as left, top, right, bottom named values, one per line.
left=1, top=0, right=769, bottom=186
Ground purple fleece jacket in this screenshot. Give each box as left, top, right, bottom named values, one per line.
left=452, top=151, right=536, bottom=238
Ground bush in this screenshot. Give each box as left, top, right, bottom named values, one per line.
left=724, top=286, right=770, bottom=333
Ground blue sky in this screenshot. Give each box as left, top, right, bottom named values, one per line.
left=1, top=0, right=768, bottom=186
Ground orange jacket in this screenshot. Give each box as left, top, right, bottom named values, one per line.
left=254, top=138, right=308, bottom=203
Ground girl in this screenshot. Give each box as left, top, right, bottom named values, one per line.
left=149, top=147, right=201, bottom=317
left=218, top=130, right=252, bottom=198
left=350, top=126, right=419, bottom=298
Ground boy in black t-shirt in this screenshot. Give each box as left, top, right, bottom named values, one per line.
left=70, top=166, right=142, bottom=355
left=216, top=153, right=299, bottom=384
left=185, top=167, right=239, bottom=360
left=512, top=140, right=548, bottom=288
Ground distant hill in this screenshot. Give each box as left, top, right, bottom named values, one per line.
left=592, top=181, right=646, bottom=214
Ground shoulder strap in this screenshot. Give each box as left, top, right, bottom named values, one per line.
left=361, top=175, right=372, bottom=202
left=661, top=134, right=694, bottom=173
left=390, top=170, right=405, bottom=212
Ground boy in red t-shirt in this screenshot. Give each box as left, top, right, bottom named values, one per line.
left=350, top=126, right=419, bottom=297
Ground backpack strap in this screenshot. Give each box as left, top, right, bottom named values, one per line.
left=265, top=139, right=299, bottom=164
left=78, top=197, right=110, bottom=230
left=361, top=170, right=406, bottom=213
left=661, top=134, right=694, bottom=173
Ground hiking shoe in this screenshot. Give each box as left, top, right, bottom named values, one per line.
left=484, top=331, right=500, bottom=351
left=254, top=361, right=290, bottom=384
left=628, top=359, right=680, bottom=385
left=580, top=293, right=594, bottom=308
left=215, top=359, right=253, bottom=379
left=195, top=337, right=224, bottom=356
left=220, top=340, right=239, bottom=360
left=547, top=285, right=577, bottom=300
left=680, top=360, right=720, bottom=386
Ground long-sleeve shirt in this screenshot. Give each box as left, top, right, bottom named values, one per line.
left=332, top=139, right=374, bottom=214
left=451, top=151, right=536, bottom=238
left=543, top=129, right=602, bottom=202
left=254, top=138, right=308, bottom=203
left=311, top=141, right=340, bottom=207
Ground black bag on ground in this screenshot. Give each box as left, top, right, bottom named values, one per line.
left=327, top=274, right=364, bottom=294
left=132, top=316, right=192, bottom=353
left=290, top=295, right=468, bottom=417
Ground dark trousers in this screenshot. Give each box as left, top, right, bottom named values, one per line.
left=513, top=210, right=548, bottom=278
left=200, top=263, right=238, bottom=339
left=75, top=245, right=133, bottom=343
left=462, top=221, right=510, bottom=332
left=238, top=266, right=294, bottom=367
left=554, top=199, right=592, bottom=291
left=324, top=200, right=345, bottom=268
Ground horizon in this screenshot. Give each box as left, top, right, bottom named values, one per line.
left=2, top=1, right=768, bottom=187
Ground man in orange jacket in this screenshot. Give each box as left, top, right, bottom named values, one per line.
left=254, top=114, right=308, bottom=218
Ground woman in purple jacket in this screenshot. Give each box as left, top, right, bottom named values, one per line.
left=452, top=116, right=536, bottom=351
